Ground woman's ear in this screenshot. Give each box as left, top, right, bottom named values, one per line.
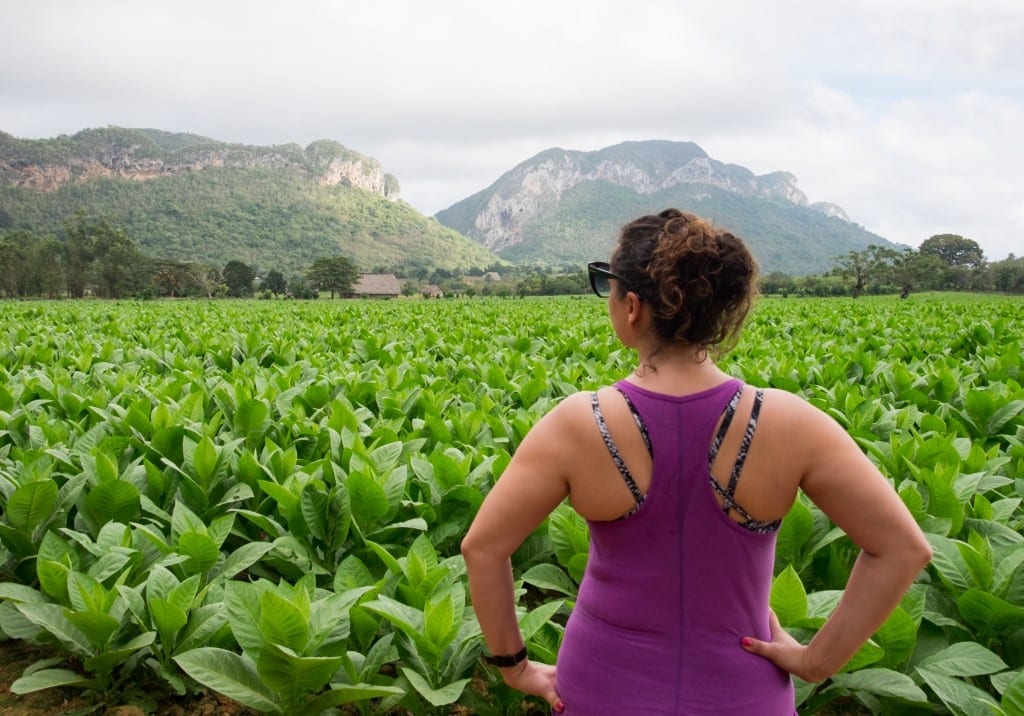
left=626, top=291, right=644, bottom=327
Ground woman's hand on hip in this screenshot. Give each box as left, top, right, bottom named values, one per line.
left=500, top=660, right=565, bottom=713
left=741, top=609, right=824, bottom=683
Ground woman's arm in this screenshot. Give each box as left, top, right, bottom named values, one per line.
left=742, top=392, right=933, bottom=681
left=461, top=394, right=586, bottom=711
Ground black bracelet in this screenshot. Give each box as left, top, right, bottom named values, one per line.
left=483, top=645, right=528, bottom=667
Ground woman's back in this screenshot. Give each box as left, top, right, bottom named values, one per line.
left=554, top=378, right=796, bottom=714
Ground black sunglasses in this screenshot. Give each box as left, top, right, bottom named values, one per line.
left=587, top=261, right=633, bottom=298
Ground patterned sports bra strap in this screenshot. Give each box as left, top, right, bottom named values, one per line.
left=614, top=386, right=652, bottom=455
left=708, top=386, right=744, bottom=465
left=590, top=392, right=646, bottom=508
left=725, top=388, right=764, bottom=496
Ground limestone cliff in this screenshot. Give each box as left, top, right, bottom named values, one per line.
left=438, top=141, right=834, bottom=252
left=436, top=139, right=888, bottom=275
left=0, top=128, right=400, bottom=199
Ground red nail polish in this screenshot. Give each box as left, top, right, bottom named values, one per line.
left=555, top=701, right=565, bottom=713
left=741, top=637, right=753, bottom=648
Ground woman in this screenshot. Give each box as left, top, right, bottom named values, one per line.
left=461, top=209, right=932, bottom=714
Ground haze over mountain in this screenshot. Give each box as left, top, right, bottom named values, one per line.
left=436, top=140, right=896, bottom=275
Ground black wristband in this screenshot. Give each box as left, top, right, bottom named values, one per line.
left=483, top=645, right=528, bottom=667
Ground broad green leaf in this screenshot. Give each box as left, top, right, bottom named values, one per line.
left=7, top=480, right=58, bottom=532
left=150, top=598, right=188, bottom=647
left=10, top=668, right=99, bottom=694
left=15, top=602, right=92, bottom=656
left=839, top=639, right=884, bottom=672
left=258, top=590, right=310, bottom=653
left=918, top=641, right=1008, bottom=677
left=191, top=436, right=219, bottom=488
left=0, top=523, right=35, bottom=558
left=770, top=565, right=807, bottom=626
left=257, top=643, right=344, bottom=695
left=65, top=609, right=120, bottom=649
left=958, top=589, right=1024, bottom=637
left=520, top=600, right=565, bottom=641
left=37, top=560, right=70, bottom=603
left=917, top=666, right=999, bottom=716
left=0, top=583, right=47, bottom=603
left=988, top=400, right=1024, bottom=436
left=872, top=606, right=917, bottom=670
left=775, top=498, right=814, bottom=567
left=958, top=541, right=995, bottom=591
left=400, top=666, right=471, bottom=707
left=424, top=590, right=457, bottom=651
left=177, top=532, right=220, bottom=576
left=235, top=398, right=269, bottom=443
left=220, top=541, right=275, bottom=580
left=303, top=684, right=406, bottom=713
left=225, top=581, right=267, bottom=657
left=1000, top=670, right=1024, bottom=715
left=85, top=479, right=141, bottom=526
left=176, top=604, right=230, bottom=654
left=83, top=631, right=155, bottom=675
left=174, top=647, right=278, bottom=712
left=827, top=667, right=928, bottom=702
left=521, top=563, right=578, bottom=597
left=929, top=535, right=972, bottom=593
left=91, top=449, right=120, bottom=483
left=369, top=441, right=404, bottom=473
left=300, top=486, right=328, bottom=542
left=347, top=472, right=389, bottom=526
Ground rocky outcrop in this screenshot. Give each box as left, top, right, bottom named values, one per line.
left=0, top=128, right=400, bottom=199
left=448, top=141, right=832, bottom=251
left=810, top=201, right=851, bottom=221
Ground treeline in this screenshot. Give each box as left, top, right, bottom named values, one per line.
left=0, top=213, right=591, bottom=300
left=0, top=212, right=373, bottom=300
left=762, top=234, right=1024, bottom=297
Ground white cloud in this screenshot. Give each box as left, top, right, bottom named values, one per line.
left=1, top=0, right=1021, bottom=259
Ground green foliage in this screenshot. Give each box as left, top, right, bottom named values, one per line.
left=0, top=128, right=498, bottom=276
left=307, top=255, right=359, bottom=298
left=0, top=294, right=1021, bottom=714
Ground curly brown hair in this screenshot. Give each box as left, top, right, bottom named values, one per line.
left=610, top=208, right=759, bottom=355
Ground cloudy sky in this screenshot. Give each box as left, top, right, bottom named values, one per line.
left=3, top=0, right=1022, bottom=260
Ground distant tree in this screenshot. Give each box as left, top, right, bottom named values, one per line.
left=0, top=231, right=27, bottom=296
left=63, top=211, right=94, bottom=298
left=307, top=256, right=359, bottom=298
left=287, top=274, right=318, bottom=299
left=0, top=208, right=13, bottom=229
left=919, top=234, right=986, bottom=290
left=223, top=260, right=255, bottom=297
left=919, top=234, right=985, bottom=269
left=264, top=269, right=286, bottom=295
left=91, top=220, right=142, bottom=298
left=151, top=259, right=198, bottom=297
left=190, top=264, right=221, bottom=298
left=832, top=250, right=873, bottom=298
left=760, top=271, right=795, bottom=296
left=990, top=256, right=1024, bottom=293
left=869, top=247, right=944, bottom=299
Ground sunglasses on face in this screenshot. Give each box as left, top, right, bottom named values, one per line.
left=587, top=261, right=633, bottom=298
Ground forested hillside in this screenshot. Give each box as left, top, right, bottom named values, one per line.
left=0, top=128, right=498, bottom=274
left=437, top=141, right=895, bottom=275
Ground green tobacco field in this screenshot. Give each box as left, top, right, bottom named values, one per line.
left=1, top=294, right=1023, bottom=715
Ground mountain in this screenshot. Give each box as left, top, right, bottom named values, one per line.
left=0, top=127, right=498, bottom=274
left=435, top=140, right=893, bottom=275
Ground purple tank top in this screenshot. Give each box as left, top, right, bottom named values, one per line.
left=554, top=378, right=796, bottom=714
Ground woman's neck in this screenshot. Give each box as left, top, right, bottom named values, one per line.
left=629, top=342, right=730, bottom=394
